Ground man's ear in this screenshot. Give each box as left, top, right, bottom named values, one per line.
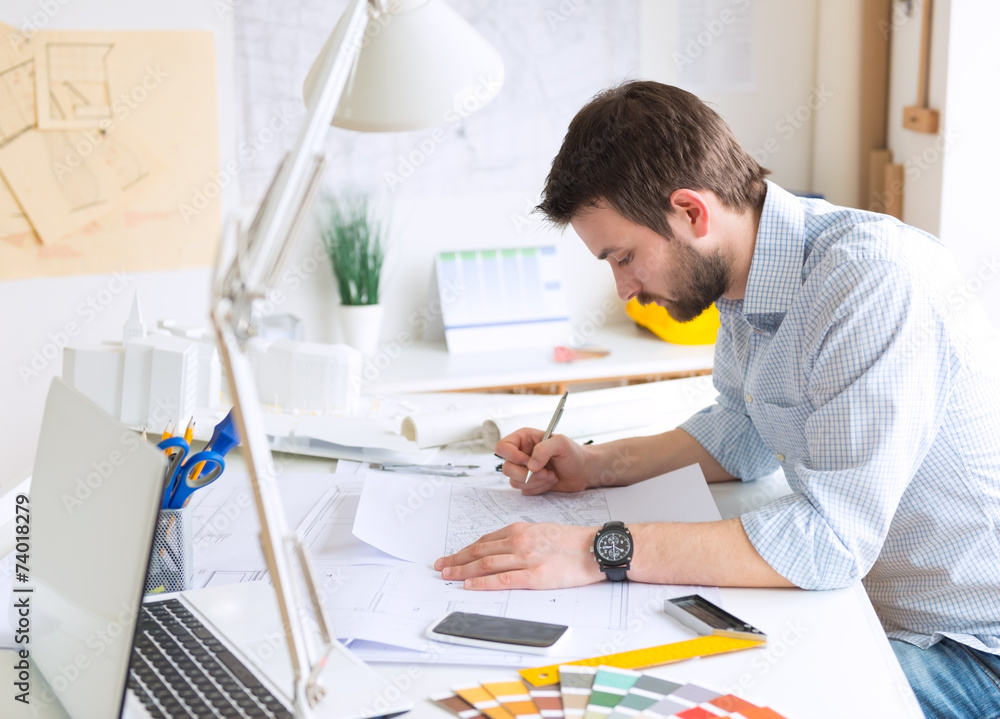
left=668, top=189, right=711, bottom=238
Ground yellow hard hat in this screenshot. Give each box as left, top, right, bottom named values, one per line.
left=625, top=298, right=720, bottom=345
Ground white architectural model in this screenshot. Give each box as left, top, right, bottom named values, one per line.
left=63, top=295, right=221, bottom=430
left=250, top=338, right=361, bottom=415
left=63, top=295, right=361, bottom=429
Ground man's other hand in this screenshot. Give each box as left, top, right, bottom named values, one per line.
left=434, top=522, right=604, bottom=590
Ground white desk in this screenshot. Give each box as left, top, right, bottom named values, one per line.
left=374, top=469, right=922, bottom=719
left=0, top=387, right=922, bottom=719
left=365, top=324, right=715, bottom=394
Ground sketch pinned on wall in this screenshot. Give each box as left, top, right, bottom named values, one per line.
left=0, top=59, right=35, bottom=146
left=0, top=180, right=36, bottom=249
left=232, top=0, right=640, bottom=203
left=0, top=25, right=221, bottom=280
left=40, top=42, right=115, bottom=129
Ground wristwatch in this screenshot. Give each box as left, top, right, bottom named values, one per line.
left=591, top=521, right=633, bottom=581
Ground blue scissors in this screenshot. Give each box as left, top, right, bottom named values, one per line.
left=157, top=437, right=226, bottom=509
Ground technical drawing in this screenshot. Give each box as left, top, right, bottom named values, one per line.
left=41, top=131, right=106, bottom=213
left=175, top=468, right=717, bottom=663
left=95, top=133, right=151, bottom=191
left=45, top=42, right=113, bottom=123
left=0, top=60, right=35, bottom=146
left=446, top=486, right=611, bottom=555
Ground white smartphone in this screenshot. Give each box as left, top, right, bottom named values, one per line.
left=426, top=611, right=571, bottom=655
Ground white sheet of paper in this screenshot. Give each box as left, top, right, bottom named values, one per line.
left=353, top=464, right=721, bottom=566
left=314, top=559, right=721, bottom=666
left=677, top=0, right=756, bottom=93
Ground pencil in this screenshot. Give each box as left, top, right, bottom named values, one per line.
left=525, top=391, right=568, bottom=484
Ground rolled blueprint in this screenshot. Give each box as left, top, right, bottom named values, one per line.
left=400, top=376, right=717, bottom=448
left=400, top=407, right=488, bottom=448
left=401, top=400, right=553, bottom=448
left=481, top=399, right=662, bottom=446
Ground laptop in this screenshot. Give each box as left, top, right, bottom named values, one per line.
left=0, top=378, right=412, bottom=718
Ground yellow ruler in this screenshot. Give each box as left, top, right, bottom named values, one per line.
left=519, top=635, right=765, bottom=687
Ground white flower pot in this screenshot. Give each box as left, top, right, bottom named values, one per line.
left=339, top=304, right=384, bottom=356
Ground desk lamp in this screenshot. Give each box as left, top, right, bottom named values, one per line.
left=209, top=1, right=503, bottom=715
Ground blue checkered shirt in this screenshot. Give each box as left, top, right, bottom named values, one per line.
left=680, top=182, right=1000, bottom=652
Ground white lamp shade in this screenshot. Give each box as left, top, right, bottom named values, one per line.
left=304, top=0, right=505, bottom=132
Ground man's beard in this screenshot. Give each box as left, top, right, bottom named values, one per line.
left=636, top=243, right=731, bottom=323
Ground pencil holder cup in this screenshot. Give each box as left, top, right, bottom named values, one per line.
left=145, top=507, right=193, bottom=594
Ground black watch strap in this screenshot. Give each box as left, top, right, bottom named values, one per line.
left=604, top=565, right=628, bottom=582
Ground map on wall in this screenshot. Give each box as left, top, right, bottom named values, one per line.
left=232, top=0, right=640, bottom=203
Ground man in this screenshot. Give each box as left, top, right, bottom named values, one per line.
left=434, top=81, right=1000, bottom=718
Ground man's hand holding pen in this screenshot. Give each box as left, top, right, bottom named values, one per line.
left=494, top=428, right=595, bottom=496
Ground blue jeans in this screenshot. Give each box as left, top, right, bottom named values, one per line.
left=891, top=637, right=1000, bottom=718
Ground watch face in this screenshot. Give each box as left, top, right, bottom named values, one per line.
left=596, top=530, right=631, bottom=563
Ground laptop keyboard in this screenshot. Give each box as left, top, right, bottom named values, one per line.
left=128, top=599, right=293, bottom=718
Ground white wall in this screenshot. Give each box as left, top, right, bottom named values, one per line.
left=937, top=1, right=1000, bottom=325
left=881, top=0, right=999, bottom=327
left=812, top=0, right=862, bottom=207
left=640, top=0, right=823, bottom=195
left=0, top=0, right=237, bottom=489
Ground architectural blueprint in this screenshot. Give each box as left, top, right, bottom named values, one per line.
left=160, top=463, right=725, bottom=665
left=354, top=465, right=723, bottom=566
left=342, top=465, right=724, bottom=664
left=445, top=485, right=611, bottom=555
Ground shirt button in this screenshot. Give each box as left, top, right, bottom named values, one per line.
left=745, top=393, right=753, bottom=403
left=776, top=453, right=785, bottom=462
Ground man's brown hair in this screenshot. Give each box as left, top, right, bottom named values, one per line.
left=537, top=81, right=769, bottom=237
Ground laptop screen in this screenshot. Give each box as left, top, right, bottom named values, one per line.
left=28, top=379, right=165, bottom=719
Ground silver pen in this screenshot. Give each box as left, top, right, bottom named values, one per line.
left=525, top=391, right=568, bottom=483
left=370, top=463, right=480, bottom=477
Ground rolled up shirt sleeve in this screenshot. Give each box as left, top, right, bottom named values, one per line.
left=741, top=258, right=949, bottom=590
left=680, top=316, right=780, bottom=482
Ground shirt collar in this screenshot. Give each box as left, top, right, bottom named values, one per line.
left=738, top=180, right=806, bottom=317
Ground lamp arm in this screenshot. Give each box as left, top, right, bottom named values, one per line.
left=219, top=0, right=371, bottom=331
left=210, top=0, right=372, bottom=715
